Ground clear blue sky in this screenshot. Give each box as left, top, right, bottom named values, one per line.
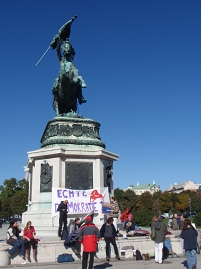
left=0, top=1, right=201, bottom=191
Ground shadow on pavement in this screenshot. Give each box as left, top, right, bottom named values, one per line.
left=94, top=263, right=113, bottom=268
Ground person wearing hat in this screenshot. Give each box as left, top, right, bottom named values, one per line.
left=78, top=215, right=100, bottom=269
left=100, top=217, right=120, bottom=262
left=119, top=214, right=136, bottom=238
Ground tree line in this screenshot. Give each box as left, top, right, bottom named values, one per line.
left=114, top=188, right=201, bottom=215
left=1, top=178, right=201, bottom=224
left=0, top=178, right=28, bottom=219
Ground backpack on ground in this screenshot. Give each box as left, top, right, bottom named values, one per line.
left=57, top=253, right=74, bottom=263
left=142, top=253, right=151, bottom=260
left=136, top=249, right=143, bottom=260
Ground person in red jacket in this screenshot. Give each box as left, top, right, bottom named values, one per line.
left=120, top=207, right=131, bottom=222
left=79, top=216, right=100, bottom=269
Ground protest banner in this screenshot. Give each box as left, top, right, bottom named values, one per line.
left=52, top=187, right=109, bottom=217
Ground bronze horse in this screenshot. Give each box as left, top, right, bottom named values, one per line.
left=51, top=16, right=86, bottom=116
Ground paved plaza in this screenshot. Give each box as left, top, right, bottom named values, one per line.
left=0, top=256, right=200, bottom=269
left=0, top=224, right=200, bottom=269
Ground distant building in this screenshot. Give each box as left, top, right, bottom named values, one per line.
left=124, top=181, right=160, bottom=195
left=167, top=180, right=197, bottom=194
left=197, top=185, right=201, bottom=193
left=194, top=183, right=201, bottom=191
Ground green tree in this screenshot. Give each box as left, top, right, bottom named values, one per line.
left=122, top=189, right=138, bottom=212
left=175, top=192, right=189, bottom=212
left=159, top=191, right=172, bottom=212
left=10, top=191, right=28, bottom=215
left=153, top=191, right=162, bottom=201
left=134, top=210, right=155, bottom=226
left=152, top=191, right=161, bottom=215
left=136, top=191, right=153, bottom=211
left=114, top=188, right=124, bottom=205
left=0, top=178, right=18, bottom=217
left=193, top=212, right=201, bottom=226
left=0, top=178, right=28, bottom=217
left=191, top=193, right=201, bottom=213
left=171, top=192, right=179, bottom=212
left=152, top=199, right=160, bottom=215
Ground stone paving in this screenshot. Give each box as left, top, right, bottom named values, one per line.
left=1, top=255, right=201, bottom=269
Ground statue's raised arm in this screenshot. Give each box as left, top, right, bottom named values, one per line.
left=50, top=15, right=78, bottom=49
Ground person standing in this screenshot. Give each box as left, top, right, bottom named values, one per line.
left=69, top=218, right=81, bottom=254
left=180, top=219, right=198, bottom=269
left=179, top=215, right=185, bottom=230
left=154, top=216, right=167, bottom=264
left=100, top=217, right=120, bottom=262
left=110, top=197, right=119, bottom=230
left=6, top=219, right=26, bottom=264
left=57, top=200, right=68, bottom=238
left=78, top=215, right=100, bottom=269
left=23, top=221, right=37, bottom=262
left=172, top=213, right=179, bottom=230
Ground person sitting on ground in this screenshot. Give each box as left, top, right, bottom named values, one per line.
left=120, top=207, right=131, bottom=222
left=118, top=214, right=136, bottom=238
left=6, top=219, right=26, bottom=264
left=172, top=213, right=179, bottom=230
left=23, top=221, right=37, bottom=262
left=69, top=217, right=81, bottom=254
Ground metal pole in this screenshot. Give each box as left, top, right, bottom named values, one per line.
left=188, top=197, right=191, bottom=220
left=35, top=46, right=51, bottom=67
left=189, top=204, right=191, bottom=220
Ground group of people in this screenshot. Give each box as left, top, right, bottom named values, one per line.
left=5, top=200, right=199, bottom=269
left=6, top=219, right=37, bottom=264
left=77, top=215, right=120, bottom=269
left=172, top=213, right=185, bottom=230
left=151, top=215, right=198, bottom=269
left=57, top=197, right=121, bottom=269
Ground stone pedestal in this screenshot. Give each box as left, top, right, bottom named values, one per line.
left=23, top=114, right=118, bottom=236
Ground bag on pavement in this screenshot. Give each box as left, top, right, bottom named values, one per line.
left=136, top=249, right=143, bottom=260
left=57, top=253, right=74, bottom=263
left=142, top=253, right=151, bottom=260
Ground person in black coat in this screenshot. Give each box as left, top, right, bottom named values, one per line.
left=57, top=200, right=68, bottom=237
left=100, top=217, right=120, bottom=262
left=180, top=219, right=198, bottom=269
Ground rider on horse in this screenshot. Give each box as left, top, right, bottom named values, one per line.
left=51, top=15, right=87, bottom=116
